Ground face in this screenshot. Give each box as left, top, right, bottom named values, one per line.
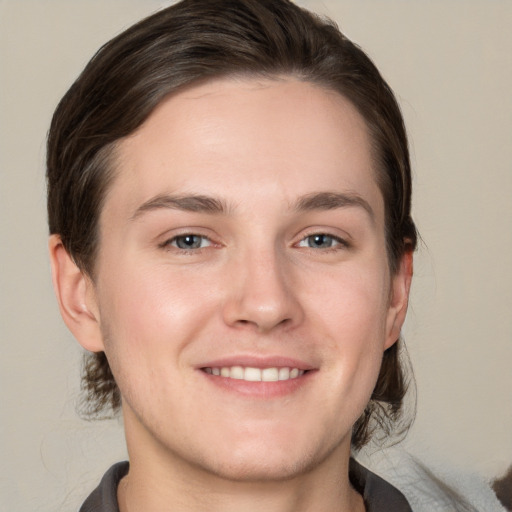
left=81, top=78, right=410, bottom=481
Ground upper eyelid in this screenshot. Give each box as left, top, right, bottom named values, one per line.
left=295, top=227, right=352, bottom=244
left=156, top=226, right=216, bottom=243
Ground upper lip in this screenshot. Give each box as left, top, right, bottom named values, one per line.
left=196, top=355, right=315, bottom=371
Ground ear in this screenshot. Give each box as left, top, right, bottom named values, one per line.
left=384, top=250, right=413, bottom=350
left=49, top=235, right=105, bottom=352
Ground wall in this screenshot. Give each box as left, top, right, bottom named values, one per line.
left=1, top=1, right=511, bottom=510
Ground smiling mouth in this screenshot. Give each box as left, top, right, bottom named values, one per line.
left=202, top=366, right=307, bottom=382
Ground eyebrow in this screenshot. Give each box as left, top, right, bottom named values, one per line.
left=130, top=194, right=228, bottom=220
left=293, top=191, right=375, bottom=221
left=130, top=191, right=374, bottom=221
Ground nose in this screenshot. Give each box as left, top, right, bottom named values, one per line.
left=222, top=248, right=304, bottom=333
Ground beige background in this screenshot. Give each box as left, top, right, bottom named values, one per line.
left=1, top=1, right=511, bottom=510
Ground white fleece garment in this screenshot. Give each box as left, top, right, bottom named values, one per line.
left=357, top=447, right=506, bottom=512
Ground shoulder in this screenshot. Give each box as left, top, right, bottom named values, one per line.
left=355, top=447, right=506, bottom=512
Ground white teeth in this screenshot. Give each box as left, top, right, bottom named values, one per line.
left=278, top=367, right=290, bottom=380
left=230, top=366, right=244, bottom=380
left=244, top=367, right=261, bottom=381
left=204, top=366, right=305, bottom=382
left=261, top=368, right=279, bottom=382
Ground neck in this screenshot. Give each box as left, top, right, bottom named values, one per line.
left=119, top=447, right=364, bottom=512
left=119, top=408, right=365, bottom=512
left=119, top=464, right=364, bottom=512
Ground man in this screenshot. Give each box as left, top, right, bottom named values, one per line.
left=47, top=1, right=417, bottom=510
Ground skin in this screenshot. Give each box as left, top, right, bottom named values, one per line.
left=50, top=77, right=412, bottom=512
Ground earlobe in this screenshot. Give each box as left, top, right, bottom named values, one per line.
left=384, top=250, right=413, bottom=350
left=48, top=235, right=105, bottom=352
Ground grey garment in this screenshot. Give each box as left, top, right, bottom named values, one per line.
left=80, top=462, right=128, bottom=512
left=79, top=459, right=412, bottom=512
left=349, top=458, right=413, bottom=511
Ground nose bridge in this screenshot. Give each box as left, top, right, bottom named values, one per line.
left=222, top=243, right=302, bottom=332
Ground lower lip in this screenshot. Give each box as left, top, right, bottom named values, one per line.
left=199, top=370, right=315, bottom=398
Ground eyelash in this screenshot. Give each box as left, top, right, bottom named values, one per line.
left=160, top=234, right=213, bottom=252
left=160, top=232, right=350, bottom=253
left=296, top=233, right=350, bottom=251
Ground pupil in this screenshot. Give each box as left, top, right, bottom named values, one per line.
left=311, top=234, right=330, bottom=247
left=178, top=235, right=200, bottom=249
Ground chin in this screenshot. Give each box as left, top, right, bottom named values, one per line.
left=191, top=430, right=347, bottom=483
left=200, top=451, right=318, bottom=483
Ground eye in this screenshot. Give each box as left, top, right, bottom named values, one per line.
left=167, top=234, right=212, bottom=250
left=297, top=233, right=346, bottom=249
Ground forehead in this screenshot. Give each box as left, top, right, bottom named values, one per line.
left=105, top=77, right=383, bottom=223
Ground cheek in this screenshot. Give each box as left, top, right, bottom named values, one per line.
left=101, top=261, right=209, bottom=330
left=95, top=261, right=218, bottom=381
left=305, top=260, right=390, bottom=338
left=304, top=262, right=390, bottom=393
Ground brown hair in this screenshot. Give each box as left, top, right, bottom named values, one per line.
left=47, top=0, right=417, bottom=449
